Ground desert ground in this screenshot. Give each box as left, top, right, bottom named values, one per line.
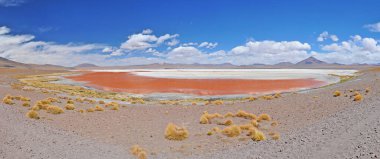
left=1, top=67, right=380, bottom=159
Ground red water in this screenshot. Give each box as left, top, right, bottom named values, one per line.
left=68, top=72, right=326, bottom=95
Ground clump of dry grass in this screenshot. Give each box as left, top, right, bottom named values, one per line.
left=235, top=110, right=257, bottom=119
left=46, top=97, right=59, bottom=103
left=333, top=90, right=341, bottom=97
left=67, top=100, right=74, bottom=104
left=257, top=113, right=272, bottom=122
left=365, top=88, right=370, bottom=93
left=95, top=105, right=104, bottom=111
left=224, top=112, right=235, bottom=118
left=353, top=92, right=363, bottom=101
left=22, top=102, right=30, bottom=107
left=218, top=119, right=233, bottom=126
left=75, top=98, right=84, bottom=103
left=164, top=123, right=189, bottom=141
left=130, top=145, right=147, bottom=159
left=86, top=108, right=95, bottom=112
left=2, top=95, right=14, bottom=105
left=105, top=102, right=119, bottom=108
left=248, top=127, right=266, bottom=141
left=269, top=132, right=280, bottom=140
left=20, top=96, right=31, bottom=102
left=248, top=96, right=257, bottom=101
left=26, top=110, right=40, bottom=119
left=222, top=125, right=242, bottom=137
left=31, top=105, right=40, bottom=111
left=46, top=105, right=64, bottom=114
left=111, top=105, right=119, bottom=110
left=191, top=102, right=197, bottom=106
left=199, top=112, right=223, bottom=124
left=98, top=100, right=105, bottom=104
left=261, top=95, right=274, bottom=100
left=65, top=104, right=76, bottom=110
left=239, top=123, right=254, bottom=130
left=274, top=93, right=281, bottom=98
left=271, top=121, right=278, bottom=127
left=78, top=109, right=85, bottom=113
left=251, top=119, right=259, bottom=127
left=212, top=100, right=224, bottom=105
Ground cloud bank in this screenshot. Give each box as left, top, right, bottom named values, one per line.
left=1, top=26, right=380, bottom=67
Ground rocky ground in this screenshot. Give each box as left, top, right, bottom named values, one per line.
left=0, top=68, right=379, bottom=159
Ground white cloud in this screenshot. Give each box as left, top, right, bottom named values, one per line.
left=199, top=42, right=218, bottom=49
left=364, top=22, right=380, bottom=32
left=315, top=35, right=380, bottom=64
left=0, top=26, right=11, bottom=34
left=142, top=29, right=153, bottom=34
left=317, top=31, right=339, bottom=42
left=0, top=0, right=25, bottom=7
left=167, top=39, right=179, bottom=46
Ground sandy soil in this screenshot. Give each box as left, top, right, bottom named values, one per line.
left=1, top=68, right=380, bottom=159
left=67, top=72, right=325, bottom=95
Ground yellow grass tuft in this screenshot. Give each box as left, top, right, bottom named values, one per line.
left=224, top=112, right=235, bottom=118
left=31, top=105, right=40, bottom=111
left=249, top=128, right=266, bottom=141
left=67, top=100, right=74, bottom=104
left=95, top=105, right=105, bottom=111
left=274, top=93, right=281, bottom=98
left=111, top=105, right=119, bottom=110
left=86, top=108, right=95, bottom=112
left=130, top=145, right=147, bottom=159
left=164, top=123, right=189, bottom=141
left=105, top=102, right=119, bottom=108
left=65, top=104, right=76, bottom=110
left=2, top=96, right=14, bottom=105
left=78, top=109, right=85, bottom=113
left=353, top=93, right=363, bottom=101
left=26, top=110, right=40, bottom=119
left=257, top=113, right=272, bottom=122
left=191, top=102, right=197, bottom=106
left=261, top=95, right=274, bottom=100
left=98, top=100, right=105, bottom=104
left=271, top=121, right=278, bottom=127
left=235, top=110, right=257, bottom=119
left=270, top=132, right=280, bottom=140
left=200, top=112, right=223, bottom=124
left=222, top=125, right=242, bottom=137
left=239, top=124, right=254, bottom=130
left=365, top=88, right=370, bottom=93
left=251, top=119, right=259, bottom=127
left=333, top=91, right=341, bottom=97
left=218, top=119, right=233, bottom=126
left=46, top=105, right=64, bottom=114
left=22, top=102, right=31, bottom=107
left=20, top=96, right=31, bottom=101
left=248, top=96, right=257, bottom=101
left=212, top=100, right=224, bottom=105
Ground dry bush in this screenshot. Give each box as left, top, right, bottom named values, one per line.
left=222, top=125, right=242, bottom=137
left=22, top=102, right=31, bottom=107
left=239, top=124, right=253, bottom=130
left=200, top=112, right=223, bottom=124
left=2, top=95, right=14, bottom=105
left=333, top=91, right=341, bottom=97
left=354, top=91, right=360, bottom=96
left=235, top=110, right=256, bottom=119
left=212, top=100, right=224, bottom=105
left=164, top=123, right=189, bottom=141
left=31, top=105, right=40, bottom=111
left=67, top=100, right=74, bottom=104
left=261, top=95, right=274, bottom=100
left=14, top=96, right=22, bottom=100
left=75, top=98, right=84, bottom=103
left=218, top=119, right=233, bottom=126
left=26, top=110, right=40, bottom=119
left=65, top=104, right=76, bottom=110
left=271, top=121, right=278, bottom=127
left=130, top=145, right=147, bottom=159
left=270, top=132, right=280, bottom=140
left=46, top=105, right=64, bottom=114
left=248, top=96, right=257, bottom=101
left=111, top=105, right=119, bottom=110
left=249, top=128, right=266, bottom=141
left=46, top=97, right=59, bottom=103
left=191, top=102, right=197, bottom=106
left=86, top=108, right=95, bottom=112
left=224, top=112, right=235, bottom=118
left=98, top=100, right=105, bottom=104
left=251, top=119, right=259, bottom=127
left=105, top=102, right=119, bottom=108
left=257, top=114, right=272, bottom=122
left=95, top=105, right=105, bottom=111
left=354, top=93, right=363, bottom=101
left=20, top=97, right=31, bottom=102
left=212, top=127, right=221, bottom=132
left=78, top=109, right=85, bottom=113
left=274, top=93, right=281, bottom=98
left=365, top=88, right=370, bottom=93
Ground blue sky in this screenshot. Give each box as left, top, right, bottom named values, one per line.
left=1, top=0, right=380, bottom=66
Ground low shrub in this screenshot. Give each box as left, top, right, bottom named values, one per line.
left=67, top=100, right=74, bottom=104
left=95, top=105, right=104, bottom=111
left=239, top=124, right=253, bottom=130
left=130, top=145, right=147, bottom=159
left=274, top=93, right=281, bottom=98
left=251, top=119, right=259, bottom=127
left=98, top=100, right=105, bottom=104
left=235, top=110, right=256, bottom=119
left=353, top=93, right=363, bottom=101
left=46, top=105, right=64, bottom=114
left=333, top=91, right=341, bottom=97
left=2, top=95, right=14, bottom=105
left=22, top=102, right=31, bottom=107
left=224, top=112, right=235, bottom=118
left=248, top=96, right=257, bottom=101
left=26, top=110, right=40, bottom=119
left=86, top=108, right=95, bottom=112
left=218, top=119, right=233, bottom=126
left=111, top=105, right=119, bottom=110
left=257, top=113, right=272, bottom=122
left=222, top=125, right=242, bottom=137
left=212, top=100, right=224, bottom=105
left=164, top=123, right=189, bottom=141
left=249, top=128, right=266, bottom=141
left=199, top=112, right=223, bottom=124
left=65, top=104, right=76, bottom=110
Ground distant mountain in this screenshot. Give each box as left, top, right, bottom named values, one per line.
left=0, top=57, right=29, bottom=68
left=75, top=63, right=98, bottom=68
left=274, top=62, right=294, bottom=66
left=296, top=56, right=328, bottom=65
left=0, top=57, right=67, bottom=70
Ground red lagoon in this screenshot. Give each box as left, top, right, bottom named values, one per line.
left=67, top=72, right=326, bottom=96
